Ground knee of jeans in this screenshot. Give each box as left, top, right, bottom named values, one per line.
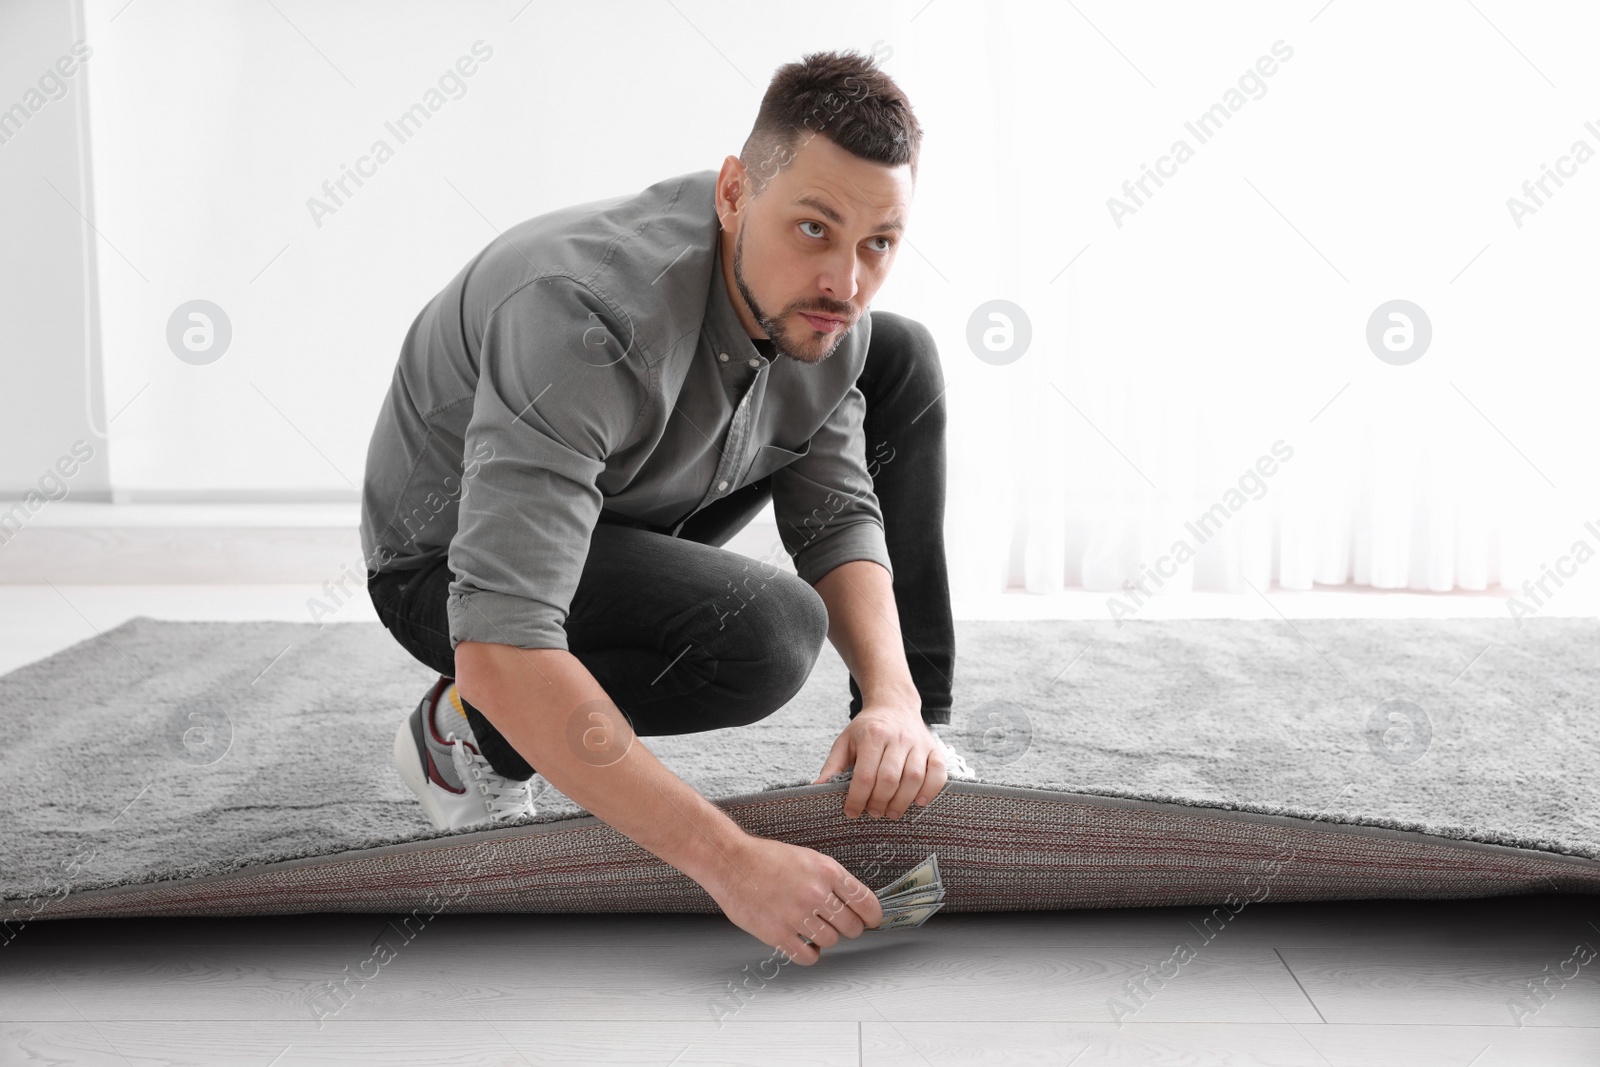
left=714, top=570, right=828, bottom=711
left=773, top=572, right=829, bottom=688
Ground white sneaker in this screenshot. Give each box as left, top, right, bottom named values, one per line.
left=929, top=724, right=978, bottom=781
left=392, top=677, right=541, bottom=831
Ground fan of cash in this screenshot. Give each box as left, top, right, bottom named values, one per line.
left=867, top=853, right=945, bottom=932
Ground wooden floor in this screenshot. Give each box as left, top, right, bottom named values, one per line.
left=3, top=895, right=1598, bottom=1065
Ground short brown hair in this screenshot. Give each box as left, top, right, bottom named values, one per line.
left=740, top=50, right=921, bottom=196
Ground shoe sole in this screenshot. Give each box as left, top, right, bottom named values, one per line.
left=392, top=697, right=453, bottom=832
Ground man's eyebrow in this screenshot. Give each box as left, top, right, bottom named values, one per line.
left=794, top=194, right=905, bottom=234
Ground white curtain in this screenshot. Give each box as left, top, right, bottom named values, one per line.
left=884, top=0, right=1590, bottom=603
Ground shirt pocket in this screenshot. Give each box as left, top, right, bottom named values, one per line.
left=740, top=440, right=812, bottom=488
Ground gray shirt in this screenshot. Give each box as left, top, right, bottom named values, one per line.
left=359, top=168, right=892, bottom=652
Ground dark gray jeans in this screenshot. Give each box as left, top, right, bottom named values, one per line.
left=366, top=310, right=954, bottom=780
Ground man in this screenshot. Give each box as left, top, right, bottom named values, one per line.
left=361, top=50, right=965, bottom=964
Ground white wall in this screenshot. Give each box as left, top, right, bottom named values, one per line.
left=81, top=0, right=907, bottom=500
left=0, top=0, right=108, bottom=501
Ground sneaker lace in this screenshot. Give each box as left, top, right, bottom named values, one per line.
left=932, top=730, right=977, bottom=780
left=445, top=730, right=537, bottom=821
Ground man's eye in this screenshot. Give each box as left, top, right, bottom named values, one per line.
left=869, top=236, right=894, bottom=252
left=799, top=221, right=825, bottom=238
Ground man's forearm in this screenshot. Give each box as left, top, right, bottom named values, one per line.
left=812, top=558, right=921, bottom=714
left=454, top=641, right=754, bottom=892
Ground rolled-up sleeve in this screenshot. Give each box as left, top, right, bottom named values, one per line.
left=770, top=380, right=894, bottom=585
left=446, top=277, right=646, bottom=651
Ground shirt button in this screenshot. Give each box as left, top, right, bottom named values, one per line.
left=718, top=352, right=729, bottom=362
left=748, top=357, right=760, bottom=368
left=717, top=480, right=729, bottom=491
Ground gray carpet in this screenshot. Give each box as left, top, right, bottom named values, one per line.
left=1, top=615, right=1596, bottom=907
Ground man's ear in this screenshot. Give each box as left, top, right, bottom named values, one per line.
left=715, top=155, right=749, bottom=226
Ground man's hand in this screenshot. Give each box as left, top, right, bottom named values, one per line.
left=812, top=705, right=950, bottom=820
left=703, top=835, right=883, bottom=965
left=810, top=560, right=950, bottom=820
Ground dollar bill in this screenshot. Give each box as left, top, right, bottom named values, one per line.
left=867, top=854, right=945, bottom=932
left=874, top=854, right=941, bottom=900
left=872, top=900, right=944, bottom=931
left=879, top=886, right=944, bottom=910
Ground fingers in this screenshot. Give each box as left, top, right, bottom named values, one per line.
left=844, top=742, right=883, bottom=818
left=864, top=744, right=910, bottom=818
left=812, top=733, right=852, bottom=785
left=795, top=884, right=872, bottom=950
left=885, top=748, right=929, bottom=820
left=844, top=722, right=942, bottom=819
left=922, top=741, right=950, bottom=804
left=789, top=870, right=880, bottom=966
left=826, top=909, right=866, bottom=939
left=834, top=872, right=882, bottom=932
left=779, top=934, right=820, bottom=966
left=816, top=889, right=866, bottom=939
left=772, top=867, right=877, bottom=967
left=798, top=909, right=844, bottom=949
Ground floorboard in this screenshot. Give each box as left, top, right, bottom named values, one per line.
left=4, top=898, right=1598, bottom=1064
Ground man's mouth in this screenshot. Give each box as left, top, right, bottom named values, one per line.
left=798, top=311, right=847, bottom=334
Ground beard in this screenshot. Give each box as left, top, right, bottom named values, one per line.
left=732, top=225, right=854, bottom=365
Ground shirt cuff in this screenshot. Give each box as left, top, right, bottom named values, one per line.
left=791, top=519, right=894, bottom=585
left=446, top=588, right=570, bottom=652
